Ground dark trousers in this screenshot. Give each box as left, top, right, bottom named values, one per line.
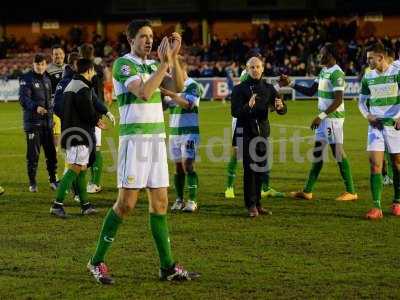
left=26, top=126, right=57, bottom=185
left=242, top=138, right=268, bottom=209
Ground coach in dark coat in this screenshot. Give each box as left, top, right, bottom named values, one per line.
left=231, top=57, right=287, bottom=217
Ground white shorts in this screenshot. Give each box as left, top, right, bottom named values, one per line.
left=169, top=135, right=199, bottom=161
left=117, top=136, right=169, bottom=189
left=367, top=125, right=400, bottom=153
left=95, top=127, right=102, bottom=147
left=66, top=145, right=90, bottom=165
left=315, top=118, right=344, bottom=144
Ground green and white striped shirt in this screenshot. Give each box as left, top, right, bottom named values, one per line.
left=168, top=78, right=201, bottom=137
left=316, top=64, right=346, bottom=118
left=359, top=64, right=400, bottom=125
left=112, top=53, right=165, bottom=137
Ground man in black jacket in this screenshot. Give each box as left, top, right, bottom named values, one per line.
left=50, top=58, right=99, bottom=218
left=231, top=56, right=287, bottom=217
left=19, top=54, right=58, bottom=192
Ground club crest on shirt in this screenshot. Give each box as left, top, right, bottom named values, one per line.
left=121, top=65, right=131, bottom=76
left=150, top=64, right=157, bottom=72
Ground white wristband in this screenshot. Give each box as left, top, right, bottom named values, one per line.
left=164, top=96, right=172, bottom=103
left=318, top=112, right=328, bottom=120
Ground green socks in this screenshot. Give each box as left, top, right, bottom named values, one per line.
left=226, top=155, right=238, bottom=188
left=337, top=158, right=355, bottom=193
left=150, top=213, right=174, bottom=269
left=56, top=169, right=78, bottom=203
left=393, top=165, right=400, bottom=202
left=385, top=152, right=393, bottom=179
left=303, top=161, right=323, bottom=193
left=91, top=209, right=123, bottom=265
left=77, top=170, right=89, bottom=205
left=370, top=173, right=383, bottom=209
left=174, top=173, right=185, bottom=199
left=261, top=171, right=270, bottom=191
left=91, top=151, right=103, bottom=186
left=187, top=171, right=198, bottom=202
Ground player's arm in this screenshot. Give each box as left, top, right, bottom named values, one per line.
left=393, top=73, right=400, bottom=129
left=161, top=33, right=184, bottom=92
left=160, top=88, right=198, bottom=110
left=19, top=77, right=38, bottom=111
left=279, top=74, right=318, bottom=96
left=126, top=37, right=171, bottom=100
left=231, top=85, right=253, bottom=118
left=358, top=77, right=371, bottom=119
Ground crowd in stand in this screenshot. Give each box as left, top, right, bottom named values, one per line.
left=1, top=17, right=400, bottom=80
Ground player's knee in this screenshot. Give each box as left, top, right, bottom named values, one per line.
left=150, top=194, right=168, bottom=214
left=114, top=198, right=134, bottom=217
left=369, top=159, right=382, bottom=173
left=184, top=161, right=194, bottom=173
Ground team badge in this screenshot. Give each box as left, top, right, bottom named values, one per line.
left=150, top=64, right=157, bottom=71
left=121, top=65, right=131, bottom=76
left=337, top=77, right=344, bottom=86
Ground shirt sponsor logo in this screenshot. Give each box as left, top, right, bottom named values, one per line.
left=127, top=175, right=135, bottom=184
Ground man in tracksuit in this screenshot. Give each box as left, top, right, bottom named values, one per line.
left=50, top=58, right=99, bottom=218
left=19, top=54, right=58, bottom=192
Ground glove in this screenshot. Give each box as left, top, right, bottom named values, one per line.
left=106, top=111, right=116, bottom=126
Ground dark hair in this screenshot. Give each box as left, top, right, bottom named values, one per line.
left=79, top=43, right=94, bottom=60
left=67, top=52, right=80, bottom=65
left=366, top=42, right=387, bottom=55
left=323, top=42, right=339, bottom=61
left=51, top=44, right=64, bottom=52
left=245, top=50, right=262, bottom=62
left=77, top=58, right=94, bottom=74
left=386, top=47, right=395, bottom=59
left=126, top=19, right=152, bottom=39
left=33, top=53, right=46, bottom=63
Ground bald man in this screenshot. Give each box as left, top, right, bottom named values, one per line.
left=231, top=57, right=287, bottom=217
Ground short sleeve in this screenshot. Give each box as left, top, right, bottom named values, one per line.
left=330, top=70, right=346, bottom=91
left=112, top=58, right=140, bottom=88
left=360, top=77, right=370, bottom=96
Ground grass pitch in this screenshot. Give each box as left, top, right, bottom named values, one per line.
left=0, top=100, right=399, bottom=299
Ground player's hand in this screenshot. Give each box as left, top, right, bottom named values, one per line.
left=275, top=97, right=284, bottom=110
left=37, top=106, right=47, bottom=115
left=310, top=116, right=321, bottom=130
left=157, top=37, right=170, bottom=64
left=160, top=87, right=177, bottom=99
left=278, top=74, right=291, bottom=87
left=169, top=32, right=182, bottom=58
left=97, top=119, right=107, bottom=130
left=367, top=114, right=383, bottom=130
left=395, top=118, right=400, bottom=130
left=249, top=93, right=257, bottom=108
left=106, top=111, right=116, bottom=127
left=160, top=37, right=172, bottom=64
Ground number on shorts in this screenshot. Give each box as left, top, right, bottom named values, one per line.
left=327, top=127, right=332, bottom=136
left=186, top=140, right=195, bottom=150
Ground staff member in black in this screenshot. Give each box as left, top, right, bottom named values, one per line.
left=19, top=54, right=58, bottom=192
left=231, top=56, right=287, bottom=217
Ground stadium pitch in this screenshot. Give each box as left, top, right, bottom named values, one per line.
left=0, top=100, right=399, bottom=299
